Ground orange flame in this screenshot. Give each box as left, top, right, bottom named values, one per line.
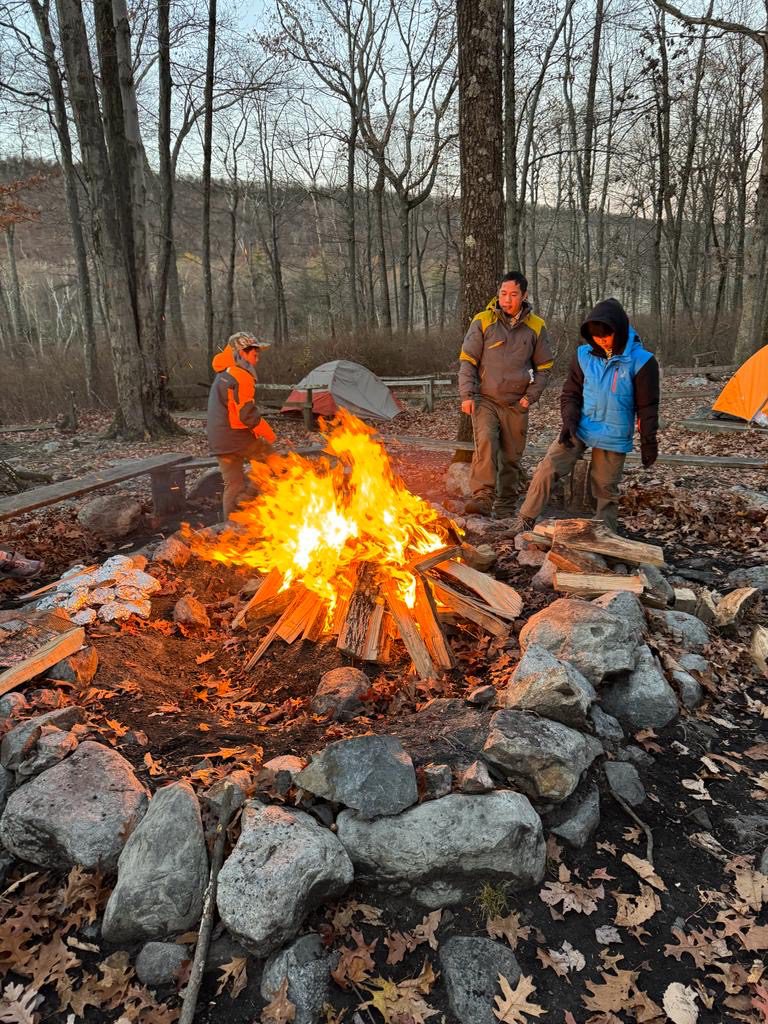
left=195, top=411, right=451, bottom=608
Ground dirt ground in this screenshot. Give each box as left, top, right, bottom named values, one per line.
left=0, top=373, right=767, bottom=1023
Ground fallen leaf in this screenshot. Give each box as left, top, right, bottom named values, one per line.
left=613, top=885, right=661, bottom=927
left=261, top=978, right=296, bottom=1024
left=732, top=866, right=768, bottom=912
left=595, top=926, right=622, bottom=945
left=361, top=960, right=438, bottom=1023
left=682, top=778, right=713, bottom=801
left=752, top=984, right=768, bottom=1023
left=330, top=931, right=377, bottom=989
left=663, top=927, right=730, bottom=969
left=663, top=983, right=698, bottom=1024
left=582, top=969, right=637, bottom=1013
left=216, top=956, right=247, bottom=999
left=493, top=973, right=545, bottom=1022
left=384, top=932, right=410, bottom=966
left=143, top=752, right=164, bottom=777
left=539, top=880, right=604, bottom=916
left=621, top=853, right=667, bottom=892
left=195, top=651, right=215, bottom=664
left=0, top=982, right=43, bottom=1024
left=410, top=910, right=441, bottom=950
left=487, top=911, right=531, bottom=950
left=536, top=941, right=585, bottom=978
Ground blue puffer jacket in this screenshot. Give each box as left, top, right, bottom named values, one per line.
left=576, top=330, right=654, bottom=453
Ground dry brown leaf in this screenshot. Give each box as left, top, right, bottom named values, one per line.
left=330, top=930, right=377, bottom=989
left=536, top=941, right=585, bottom=979
left=744, top=743, right=768, bottom=761
left=539, top=880, right=604, bottom=916
left=410, top=910, right=442, bottom=950
left=216, top=956, right=247, bottom=999
left=261, top=978, right=296, bottom=1024
left=486, top=911, right=531, bottom=950
left=582, top=969, right=638, bottom=1013
left=0, top=982, right=43, bottom=1024
left=143, top=752, right=165, bottom=776
left=361, top=960, right=439, bottom=1024
left=612, top=885, right=661, bottom=927
left=493, top=973, right=545, bottom=1022
left=663, top=928, right=730, bottom=969
left=663, top=983, right=698, bottom=1024
left=732, top=866, right=768, bottom=911
left=681, top=778, right=713, bottom=801
left=752, top=984, right=768, bottom=1023
left=621, top=853, right=667, bottom=892
left=384, top=932, right=410, bottom=966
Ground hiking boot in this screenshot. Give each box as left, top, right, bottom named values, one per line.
left=505, top=515, right=536, bottom=535
left=464, top=495, right=493, bottom=516
left=492, top=501, right=517, bottom=520
left=0, top=550, right=44, bottom=580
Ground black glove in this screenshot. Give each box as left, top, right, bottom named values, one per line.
left=641, top=438, right=658, bottom=468
left=558, top=426, right=576, bottom=448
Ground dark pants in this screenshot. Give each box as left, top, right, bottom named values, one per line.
left=520, top=437, right=626, bottom=530
left=469, top=397, right=529, bottom=506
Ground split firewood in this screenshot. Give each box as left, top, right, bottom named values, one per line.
left=553, top=571, right=647, bottom=597
left=429, top=579, right=509, bottom=637
left=460, top=542, right=496, bottom=572
left=534, top=518, right=665, bottom=567
left=231, top=568, right=284, bottom=630
left=337, top=563, right=380, bottom=659
left=751, top=625, right=768, bottom=675
left=694, top=589, right=718, bottom=626
left=412, top=574, right=455, bottom=670
left=714, top=587, right=760, bottom=632
left=673, top=587, right=698, bottom=614
left=547, top=542, right=607, bottom=574
left=0, top=626, right=85, bottom=697
left=407, top=545, right=460, bottom=574
left=433, top=561, right=522, bottom=619
left=382, top=578, right=437, bottom=680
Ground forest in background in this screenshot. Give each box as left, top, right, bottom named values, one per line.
left=0, top=0, right=765, bottom=429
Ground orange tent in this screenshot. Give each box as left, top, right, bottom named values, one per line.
left=712, top=345, right=768, bottom=424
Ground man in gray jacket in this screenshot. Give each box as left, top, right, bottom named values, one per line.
left=459, top=272, right=554, bottom=518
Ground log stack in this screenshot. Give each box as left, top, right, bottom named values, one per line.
left=233, top=550, right=523, bottom=679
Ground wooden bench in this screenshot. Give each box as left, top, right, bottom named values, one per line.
left=0, top=453, right=194, bottom=522
left=379, top=376, right=454, bottom=412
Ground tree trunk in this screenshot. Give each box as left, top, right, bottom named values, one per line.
left=346, top=114, right=359, bottom=330
left=3, top=226, right=30, bottom=346
left=155, top=0, right=174, bottom=355
left=167, top=239, right=187, bottom=348
left=397, top=197, right=411, bottom=333
left=374, top=171, right=392, bottom=333
left=202, top=0, right=217, bottom=370
left=225, top=184, right=239, bottom=339
left=503, top=0, right=519, bottom=269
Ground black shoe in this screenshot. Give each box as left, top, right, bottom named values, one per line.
left=465, top=495, right=493, bottom=516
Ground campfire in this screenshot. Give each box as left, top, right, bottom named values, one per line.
left=188, top=411, right=522, bottom=678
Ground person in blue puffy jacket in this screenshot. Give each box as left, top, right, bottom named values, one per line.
left=509, top=297, right=660, bottom=534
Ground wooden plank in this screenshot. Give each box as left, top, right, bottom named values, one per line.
left=413, top=575, right=454, bottom=670
left=18, top=566, right=99, bottom=602
left=0, top=453, right=192, bottom=522
left=0, top=423, right=56, bottom=435
left=554, top=571, right=647, bottom=597
left=337, top=563, right=380, bottom=658
left=547, top=542, right=608, bottom=574
left=231, top=569, right=284, bottom=630
left=533, top=518, right=666, bottom=567
left=360, top=601, right=387, bottom=661
left=435, top=561, right=522, bottom=619
left=382, top=579, right=437, bottom=680
left=0, top=627, right=85, bottom=697
left=429, top=579, right=509, bottom=637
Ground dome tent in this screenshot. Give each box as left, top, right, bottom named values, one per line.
left=280, top=360, right=402, bottom=421
left=712, top=345, right=768, bottom=426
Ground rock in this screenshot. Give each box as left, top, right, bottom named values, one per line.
left=217, top=802, right=353, bottom=956
left=27, top=688, right=64, bottom=711
left=310, top=667, right=370, bottom=722
left=721, top=814, right=768, bottom=852
left=336, top=791, right=544, bottom=908
left=102, top=781, right=208, bottom=943
left=517, top=545, right=547, bottom=568
left=640, top=564, right=674, bottom=606
left=673, top=587, right=698, bottom=613
left=0, top=766, right=13, bottom=816
left=546, top=782, right=600, bottom=848
left=651, top=609, right=711, bottom=652
left=616, top=745, right=655, bottom=769
left=503, top=645, right=596, bottom=728
left=206, top=934, right=251, bottom=973
left=152, top=536, right=192, bottom=568
left=1, top=706, right=84, bottom=771
left=16, top=727, right=78, bottom=779
left=48, top=647, right=99, bottom=684
left=483, top=710, right=603, bottom=803
left=295, top=735, right=418, bottom=819
left=726, top=565, right=768, bottom=593
left=459, top=761, right=494, bottom=794
left=731, top=486, right=768, bottom=511
left=395, top=699, right=492, bottom=767
left=678, top=653, right=711, bottom=675
left=0, top=741, right=147, bottom=871
left=519, top=598, right=639, bottom=685
left=0, top=693, right=28, bottom=720
left=593, top=591, right=646, bottom=637
left=189, top=467, right=223, bottom=501
left=599, top=645, right=679, bottom=732
left=467, top=685, right=496, bottom=707
left=671, top=670, right=704, bottom=710
left=422, top=763, right=452, bottom=800
left=588, top=706, right=624, bottom=747
left=760, top=846, right=768, bottom=875
left=173, top=595, right=210, bottom=629
left=689, top=807, right=713, bottom=831
left=445, top=462, right=472, bottom=498
left=531, top=556, right=556, bottom=591
left=78, top=495, right=143, bottom=539
left=440, top=936, right=521, bottom=1024
left=205, top=770, right=252, bottom=814
left=257, top=756, right=307, bottom=797
left=604, top=761, right=646, bottom=807
left=260, top=934, right=336, bottom=1024
left=135, top=942, right=189, bottom=988
left=461, top=543, right=496, bottom=572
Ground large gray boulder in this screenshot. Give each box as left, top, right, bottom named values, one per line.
left=519, top=598, right=639, bottom=685
left=483, top=710, right=603, bottom=803
left=440, top=936, right=521, bottom=1024
left=726, top=565, right=768, bottom=593
left=336, top=790, right=544, bottom=908
left=0, top=741, right=147, bottom=870
left=395, top=699, right=492, bottom=767
left=545, top=781, right=600, bottom=848
left=16, top=728, right=78, bottom=780
left=102, top=781, right=208, bottom=943
left=0, top=766, right=13, bottom=817
left=651, top=609, right=710, bottom=652
left=599, top=645, right=679, bottom=732
left=604, top=761, right=646, bottom=807
left=503, top=645, right=596, bottom=728
left=295, top=735, right=417, bottom=819
left=310, top=667, right=370, bottom=722
left=78, top=494, right=143, bottom=539
left=1, top=706, right=84, bottom=770
left=592, top=591, right=647, bottom=637
left=217, top=802, right=353, bottom=956
left=261, top=934, right=337, bottom=1024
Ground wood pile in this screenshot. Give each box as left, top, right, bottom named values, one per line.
left=232, top=547, right=523, bottom=680
left=528, top=518, right=666, bottom=602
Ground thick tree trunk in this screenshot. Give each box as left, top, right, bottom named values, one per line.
left=202, top=0, right=217, bottom=370
left=374, top=172, right=392, bottom=333
left=346, top=115, right=359, bottom=330
left=225, top=184, right=239, bottom=339
left=397, top=197, right=411, bottom=333
left=167, top=240, right=187, bottom=348
left=3, top=227, right=30, bottom=346
left=155, top=0, right=174, bottom=355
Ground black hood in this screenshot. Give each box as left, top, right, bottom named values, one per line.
left=580, top=297, right=630, bottom=354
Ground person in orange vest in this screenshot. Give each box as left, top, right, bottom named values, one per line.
left=207, top=332, right=276, bottom=518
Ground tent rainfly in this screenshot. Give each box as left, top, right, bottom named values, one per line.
left=712, top=345, right=768, bottom=426
left=281, top=360, right=402, bottom=421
